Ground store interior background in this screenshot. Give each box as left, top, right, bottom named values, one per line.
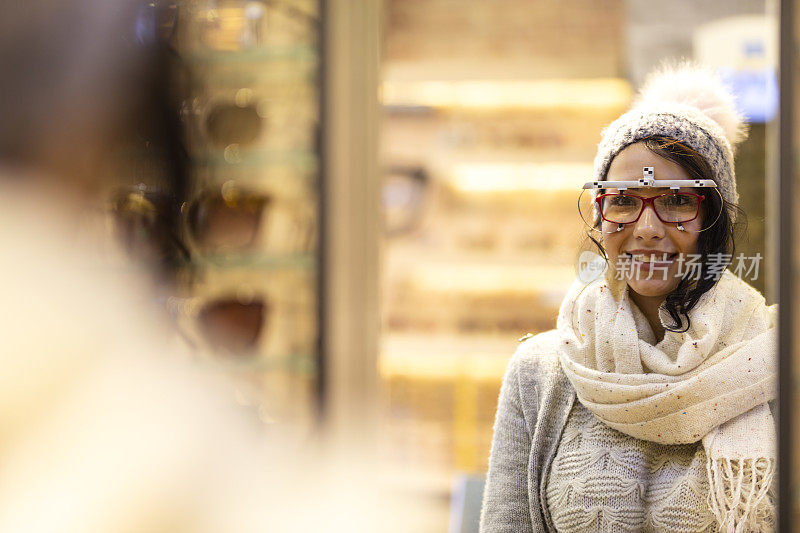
left=377, top=1, right=774, bottom=530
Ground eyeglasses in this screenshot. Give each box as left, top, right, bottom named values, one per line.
left=197, top=297, right=267, bottom=354
left=204, top=102, right=263, bottom=148
left=112, top=180, right=317, bottom=263
left=181, top=86, right=317, bottom=154
left=110, top=186, right=190, bottom=269
left=166, top=273, right=316, bottom=361
left=186, top=185, right=270, bottom=253
left=595, top=192, right=705, bottom=225
left=382, top=165, right=429, bottom=236
left=167, top=294, right=267, bottom=357
left=112, top=182, right=278, bottom=257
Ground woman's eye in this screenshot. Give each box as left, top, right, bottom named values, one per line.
left=665, top=194, right=690, bottom=206
left=609, top=195, right=636, bottom=206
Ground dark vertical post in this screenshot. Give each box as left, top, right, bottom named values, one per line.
left=778, top=0, right=794, bottom=530
left=316, top=0, right=327, bottom=429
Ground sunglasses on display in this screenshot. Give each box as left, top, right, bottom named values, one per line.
left=580, top=166, right=722, bottom=234
left=204, top=101, right=262, bottom=147
left=181, top=87, right=317, bottom=153
left=167, top=294, right=267, bottom=356
left=186, top=181, right=317, bottom=256
left=110, top=186, right=191, bottom=268
left=167, top=286, right=316, bottom=363
left=185, top=183, right=271, bottom=254
left=198, top=296, right=267, bottom=354
left=111, top=182, right=281, bottom=260
left=382, top=165, right=429, bottom=236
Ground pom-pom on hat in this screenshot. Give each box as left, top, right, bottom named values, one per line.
left=592, top=61, right=747, bottom=210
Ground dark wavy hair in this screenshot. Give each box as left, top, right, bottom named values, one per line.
left=586, top=136, right=746, bottom=333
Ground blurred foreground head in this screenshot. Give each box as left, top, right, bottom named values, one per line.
left=0, top=3, right=435, bottom=531
left=0, top=0, right=175, bottom=199
left=0, top=0, right=189, bottom=283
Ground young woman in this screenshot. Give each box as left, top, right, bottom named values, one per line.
left=479, top=64, right=777, bottom=533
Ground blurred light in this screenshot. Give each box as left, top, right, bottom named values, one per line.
left=693, top=15, right=778, bottom=123
left=409, top=263, right=576, bottom=295
left=381, top=78, right=632, bottom=110
left=718, top=67, right=778, bottom=123
left=223, top=144, right=242, bottom=163
left=448, top=162, right=593, bottom=193
left=380, top=348, right=510, bottom=381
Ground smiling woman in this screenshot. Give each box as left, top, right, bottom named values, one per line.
left=480, top=62, right=777, bottom=533
left=594, top=135, right=739, bottom=341
left=597, top=141, right=721, bottom=342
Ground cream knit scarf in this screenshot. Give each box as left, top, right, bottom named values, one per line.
left=556, top=270, right=777, bottom=532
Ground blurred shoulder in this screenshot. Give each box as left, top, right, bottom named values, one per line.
left=510, top=329, right=563, bottom=378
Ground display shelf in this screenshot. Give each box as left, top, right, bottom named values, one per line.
left=182, top=44, right=319, bottom=65
left=181, top=44, right=319, bottom=65
left=191, top=251, right=316, bottom=269
left=204, top=351, right=317, bottom=374
left=172, top=0, right=323, bottom=434
left=193, top=149, right=318, bottom=170
left=188, top=170, right=318, bottom=197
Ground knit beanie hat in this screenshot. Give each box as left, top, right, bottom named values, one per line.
left=592, top=61, right=747, bottom=211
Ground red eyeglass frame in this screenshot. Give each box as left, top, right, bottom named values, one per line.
left=595, top=191, right=706, bottom=224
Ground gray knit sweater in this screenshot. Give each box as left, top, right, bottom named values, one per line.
left=478, top=330, right=776, bottom=532
left=479, top=330, right=574, bottom=532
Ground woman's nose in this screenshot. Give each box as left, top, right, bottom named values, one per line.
left=632, top=204, right=665, bottom=240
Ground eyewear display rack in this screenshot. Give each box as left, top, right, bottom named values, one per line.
left=173, top=0, right=323, bottom=437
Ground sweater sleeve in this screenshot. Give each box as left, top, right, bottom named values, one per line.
left=479, top=351, right=536, bottom=533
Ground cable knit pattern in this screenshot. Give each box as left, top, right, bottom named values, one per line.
left=546, top=400, right=718, bottom=532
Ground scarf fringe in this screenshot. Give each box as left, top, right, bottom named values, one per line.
left=706, top=457, right=776, bottom=532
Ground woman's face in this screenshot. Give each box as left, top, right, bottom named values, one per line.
left=601, top=142, right=701, bottom=299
